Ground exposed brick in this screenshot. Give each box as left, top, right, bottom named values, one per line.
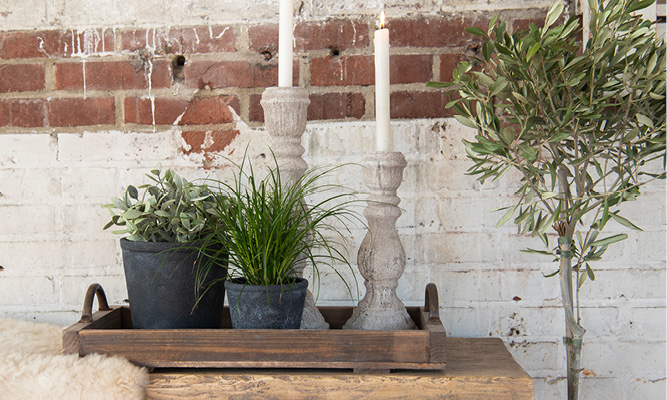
left=185, top=60, right=297, bottom=89
left=121, top=26, right=236, bottom=54
left=307, top=92, right=365, bottom=121
left=439, top=53, right=469, bottom=82
left=387, top=16, right=488, bottom=48
left=513, top=17, right=546, bottom=33
left=311, top=55, right=373, bottom=86
left=248, top=24, right=279, bottom=54
left=391, top=54, right=432, bottom=84
left=47, top=97, right=115, bottom=127
left=55, top=60, right=171, bottom=91
left=124, top=97, right=190, bottom=125
left=0, top=29, right=113, bottom=59
left=390, top=90, right=454, bottom=119
left=124, top=96, right=238, bottom=125
left=295, top=20, right=369, bottom=51
left=0, top=98, right=46, bottom=127
left=0, top=64, right=45, bottom=93
left=249, top=93, right=264, bottom=123
left=181, top=130, right=240, bottom=154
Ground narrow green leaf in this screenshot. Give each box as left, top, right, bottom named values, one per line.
left=610, top=213, right=643, bottom=231
left=585, top=263, right=595, bottom=281
left=527, top=42, right=541, bottom=61
left=454, top=114, right=478, bottom=129
left=496, top=205, right=518, bottom=228
left=636, top=113, right=654, bottom=128
left=577, top=270, right=588, bottom=288
left=545, top=1, right=565, bottom=29
left=465, top=27, right=487, bottom=37
left=590, top=233, right=628, bottom=247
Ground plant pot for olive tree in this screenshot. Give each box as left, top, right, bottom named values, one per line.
left=120, top=238, right=227, bottom=329
left=224, top=278, right=308, bottom=329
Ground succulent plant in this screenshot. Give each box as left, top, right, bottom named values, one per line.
left=104, top=164, right=218, bottom=243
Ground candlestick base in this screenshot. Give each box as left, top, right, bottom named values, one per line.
left=343, top=151, right=416, bottom=331
left=261, top=87, right=329, bottom=330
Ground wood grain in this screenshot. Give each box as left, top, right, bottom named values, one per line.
left=69, top=305, right=446, bottom=371
left=146, top=338, right=533, bottom=400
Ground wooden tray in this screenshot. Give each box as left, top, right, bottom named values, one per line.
left=63, top=283, right=446, bottom=373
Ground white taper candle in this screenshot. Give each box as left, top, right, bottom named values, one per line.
left=278, top=0, right=294, bottom=87
left=374, top=11, right=390, bottom=151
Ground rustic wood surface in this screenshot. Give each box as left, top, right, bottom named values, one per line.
left=146, top=337, right=533, bottom=400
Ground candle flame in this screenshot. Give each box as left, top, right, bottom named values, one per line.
left=379, top=10, right=386, bottom=29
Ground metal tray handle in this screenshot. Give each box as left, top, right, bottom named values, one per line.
left=79, top=283, right=111, bottom=323
left=424, top=283, right=440, bottom=323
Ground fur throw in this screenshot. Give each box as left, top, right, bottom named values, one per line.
left=0, top=318, right=148, bottom=400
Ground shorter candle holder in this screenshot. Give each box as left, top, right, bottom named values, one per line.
left=343, top=151, right=416, bottom=331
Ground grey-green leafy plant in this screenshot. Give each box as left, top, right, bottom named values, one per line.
left=104, top=164, right=218, bottom=243
left=428, top=0, right=665, bottom=399
left=194, top=152, right=363, bottom=301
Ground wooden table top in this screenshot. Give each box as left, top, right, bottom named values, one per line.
left=146, top=337, right=534, bottom=400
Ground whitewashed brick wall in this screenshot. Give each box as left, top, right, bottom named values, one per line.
left=0, top=0, right=664, bottom=399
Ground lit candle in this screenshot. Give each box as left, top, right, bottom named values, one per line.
left=374, top=11, right=390, bottom=152
left=278, top=0, right=293, bottom=87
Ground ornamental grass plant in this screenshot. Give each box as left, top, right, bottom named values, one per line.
left=194, top=151, right=363, bottom=302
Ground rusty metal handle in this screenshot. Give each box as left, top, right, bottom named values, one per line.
left=79, top=283, right=111, bottom=323
left=424, top=283, right=440, bottom=323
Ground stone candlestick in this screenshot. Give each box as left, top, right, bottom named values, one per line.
left=261, top=86, right=329, bottom=330
left=343, top=151, right=416, bottom=330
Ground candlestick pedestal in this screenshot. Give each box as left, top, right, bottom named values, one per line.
left=261, top=87, right=329, bottom=330
left=344, top=152, right=416, bottom=331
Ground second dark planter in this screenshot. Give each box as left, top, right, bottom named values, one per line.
left=120, top=238, right=227, bottom=329
left=224, top=278, right=308, bottom=329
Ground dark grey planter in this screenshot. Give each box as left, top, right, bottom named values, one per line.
left=120, top=238, right=227, bottom=329
left=225, top=278, right=308, bottom=329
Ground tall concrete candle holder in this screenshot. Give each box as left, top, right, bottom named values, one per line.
left=260, top=86, right=329, bottom=329
left=344, top=151, right=416, bottom=330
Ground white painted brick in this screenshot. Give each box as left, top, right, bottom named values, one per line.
left=618, top=307, right=667, bottom=340
left=0, top=168, right=62, bottom=203
left=0, top=311, right=79, bottom=326
left=506, top=339, right=563, bottom=373
left=0, top=134, right=57, bottom=167
left=628, top=377, right=667, bottom=400
left=0, top=205, right=57, bottom=237
left=497, top=306, right=564, bottom=338
left=579, top=377, right=624, bottom=400
left=440, top=306, right=492, bottom=337
left=61, top=166, right=119, bottom=202
left=0, top=241, right=66, bottom=272
left=582, top=341, right=666, bottom=376
left=0, top=276, right=57, bottom=306
left=500, top=270, right=561, bottom=304
left=532, top=378, right=567, bottom=400
left=579, top=306, right=621, bottom=337
left=63, top=239, right=120, bottom=270
left=579, top=269, right=665, bottom=300
left=57, top=131, right=179, bottom=164
left=434, top=270, right=502, bottom=303
left=61, top=204, right=116, bottom=241
left=636, top=230, right=667, bottom=264
left=0, top=0, right=48, bottom=31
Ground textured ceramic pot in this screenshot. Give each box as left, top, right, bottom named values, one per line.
left=225, top=278, right=308, bottom=329
left=120, top=239, right=227, bottom=329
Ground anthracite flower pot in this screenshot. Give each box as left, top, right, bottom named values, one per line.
left=120, top=238, right=227, bottom=329
left=225, top=278, right=308, bottom=329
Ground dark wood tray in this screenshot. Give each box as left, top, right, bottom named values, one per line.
left=63, top=283, right=446, bottom=373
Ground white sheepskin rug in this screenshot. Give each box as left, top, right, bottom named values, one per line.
left=0, top=318, right=148, bottom=400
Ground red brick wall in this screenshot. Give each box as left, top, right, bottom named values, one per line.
left=0, top=12, right=544, bottom=151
